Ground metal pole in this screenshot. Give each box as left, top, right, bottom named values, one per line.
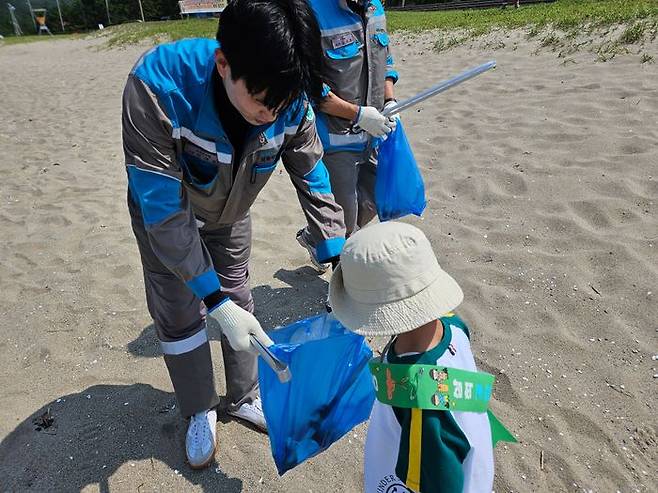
left=383, top=61, right=497, bottom=116
left=104, top=0, right=110, bottom=24
left=137, top=0, right=144, bottom=22
left=55, top=0, right=64, bottom=31
left=8, top=3, right=24, bottom=35
left=25, top=0, right=36, bottom=33
left=250, top=335, right=291, bottom=383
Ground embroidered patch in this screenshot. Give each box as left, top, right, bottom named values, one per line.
left=331, top=32, right=357, bottom=49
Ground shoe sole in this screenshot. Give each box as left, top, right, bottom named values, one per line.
left=187, top=441, right=217, bottom=470
left=226, top=410, right=268, bottom=434
left=296, top=231, right=330, bottom=273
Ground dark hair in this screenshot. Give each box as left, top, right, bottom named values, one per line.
left=217, top=0, right=325, bottom=114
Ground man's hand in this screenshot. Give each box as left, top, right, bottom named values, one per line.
left=381, top=100, right=400, bottom=141
left=355, top=106, right=396, bottom=138
left=383, top=99, right=399, bottom=120
left=208, top=300, right=273, bottom=353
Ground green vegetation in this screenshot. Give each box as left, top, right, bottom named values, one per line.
left=0, top=33, right=78, bottom=45
left=386, top=0, right=658, bottom=34
left=424, top=2, right=657, bottom=60
left=91, top=0, right=658, bottom=48
left=433, top=34, right=468, bottom=52
left=2, top=0, right=656, bottom=54
left=539, top=32, right=561, bottom=47
left=100, top=18, right=217, bottom=47
left=619, top=21, right=648, bottom=43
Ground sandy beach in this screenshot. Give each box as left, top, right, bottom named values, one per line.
left=0, top=28, right=656, bottom=492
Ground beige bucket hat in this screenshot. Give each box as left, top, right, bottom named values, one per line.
left=329, top=221, right=463, bottom=336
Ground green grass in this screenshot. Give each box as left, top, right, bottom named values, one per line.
left=593, top=19, right=658, bottom=59
left=540, top=32, right=562, bottom=47
left=0, top=33, right=78, bottom=46
left=387, top=0, right=658, bottom=34
left=434, top=34, right=469, bottom=52
left=130, top=1, right=655, bottom=45
left=619, top=21, right=647, bottom=43
left=419, top=1, right=657, bottom=58
left=101, top=19, right=217, bottom=47
left=93, top=0, right=658, bottom=47
left=3, top=0, right=656, bottom=48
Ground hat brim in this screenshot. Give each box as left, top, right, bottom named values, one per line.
left=329, top=264, right=464, bottom=336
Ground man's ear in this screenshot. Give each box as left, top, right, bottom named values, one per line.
left=215, top=48, right=229, bottom=79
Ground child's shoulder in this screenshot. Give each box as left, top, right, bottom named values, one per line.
left=439, top=312, right=470, bottom=340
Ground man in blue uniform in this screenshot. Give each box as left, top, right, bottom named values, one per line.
left=122, top=0, right=345, bottom=468
left=298, top=0, right=398, bottom=271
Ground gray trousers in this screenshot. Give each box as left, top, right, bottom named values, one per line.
left=324, top=148, right=378, bottom=237
left=128, top=194, right=257, bottom=418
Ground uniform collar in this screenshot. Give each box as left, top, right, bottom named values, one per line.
left=194, top=54, right=227, bottom=141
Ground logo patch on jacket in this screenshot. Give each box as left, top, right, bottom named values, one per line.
left=331, top=32, right=357, bottom=49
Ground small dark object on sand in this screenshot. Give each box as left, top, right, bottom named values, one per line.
left=34, top=408, right=54, bottom=431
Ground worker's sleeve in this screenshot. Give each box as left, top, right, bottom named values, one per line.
left=281, top=103, right=346, bottom=262
left=385, top=41, right=399, bottom=83
left=122, top=74, right=221, bottom=300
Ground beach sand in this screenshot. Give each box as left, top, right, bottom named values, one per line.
left=0, top=29, right=656, bottom=492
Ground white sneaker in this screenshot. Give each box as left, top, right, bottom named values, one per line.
left=296, top=228, right=330, bottom=273
left=227, top=397, right=267, bottom=432
left=186, top=409, right=217, bottom=469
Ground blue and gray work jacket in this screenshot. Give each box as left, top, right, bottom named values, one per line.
left=122, top=39, right=346, bottom=301
left=308, top=0, right=399, bottom=153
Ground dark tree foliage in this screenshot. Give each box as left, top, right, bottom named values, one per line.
left=1, top=0, right=181, bottom=35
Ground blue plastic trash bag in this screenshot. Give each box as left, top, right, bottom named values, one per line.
left=375, top=121, right=427, bottom=221
left=258, top=313, right=375, bottom=475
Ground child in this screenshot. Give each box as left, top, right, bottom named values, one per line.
left=329, top=221, right=495, bottom=493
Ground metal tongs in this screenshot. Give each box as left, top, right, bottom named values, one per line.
left=382, top=60, right=497, bottom=117
left=250, top=335, right=292, bottom=383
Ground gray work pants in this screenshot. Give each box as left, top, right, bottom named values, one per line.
left=128, top=194, right=257, bottom=417
left=323, top=148, right=378, bottom=237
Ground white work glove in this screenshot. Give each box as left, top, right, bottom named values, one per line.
left=208, top=300, right=273, bottom=353
left=383, top=99, right=400, bottom=123
left=355, top=105, right=397, bottom=138
left=381, top=100, right=400, bottom=141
